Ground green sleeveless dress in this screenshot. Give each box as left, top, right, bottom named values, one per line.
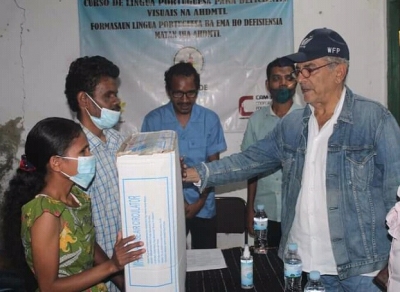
left=21, top=186, right=108, bottom=291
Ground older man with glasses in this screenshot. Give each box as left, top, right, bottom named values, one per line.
left=141, top=61, right=227, bottom=249
left=182, top=28, right=400, bottom=291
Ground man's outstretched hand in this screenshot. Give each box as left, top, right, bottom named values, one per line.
left=180, top=157, right=200, bottom=183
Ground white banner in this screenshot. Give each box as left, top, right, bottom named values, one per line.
left=78, top=0, right=293, bottom=133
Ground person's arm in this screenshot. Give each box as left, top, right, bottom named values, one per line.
left=377, top=112, right=400, bottom=212
left=374, top=264, right=388, bottom=290
left=93, top=241, right=124, bottom=291
left=31, top=213, right=145, bottom=291
left=185, top=153, right=220, bottom=219
left=182, top=124, right=283, bottom=191
left=140, top=117, right=150, bottom=132
left=246, top=177, right=258, bottom=236
left=372, top=112, right=400, bottom=291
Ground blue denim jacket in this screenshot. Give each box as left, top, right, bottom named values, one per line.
left=195, top=87, right=400, bottom=279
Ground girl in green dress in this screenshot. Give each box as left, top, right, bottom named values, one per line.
left=1, top=117, right=145, bottom=291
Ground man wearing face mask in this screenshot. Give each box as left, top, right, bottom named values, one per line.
left=241, top=57, right=302, bottom=248
left=64, top=56, right=124, bottom=292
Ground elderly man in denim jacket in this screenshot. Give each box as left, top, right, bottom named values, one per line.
left=183, top=28, right=400, bottom=291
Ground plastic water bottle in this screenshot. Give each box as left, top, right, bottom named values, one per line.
left=241, top=244, right=253, bottom=289
left=284, top=243, right=302, bottom=292
left=253, top=204, right=268, bottom=254
left=304, top=271, right=325, bottom=292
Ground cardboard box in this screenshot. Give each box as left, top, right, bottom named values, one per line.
left=117, top=130, right=186, bottom=292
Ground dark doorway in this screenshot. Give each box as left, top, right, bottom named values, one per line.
left=387, top=0, right=400, bottom=123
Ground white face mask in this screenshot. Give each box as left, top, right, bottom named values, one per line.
left=58, top=155, right=96, bottom=189
left=85, top=93, right=121, bottom=130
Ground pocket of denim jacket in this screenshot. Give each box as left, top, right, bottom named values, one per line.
left=345, top=148, right=375, bottom=191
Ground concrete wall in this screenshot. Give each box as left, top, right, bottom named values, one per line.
left=0, top=0, right=387, bottom=247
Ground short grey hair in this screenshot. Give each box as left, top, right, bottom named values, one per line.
left=323, top=56, right=349, bottom=82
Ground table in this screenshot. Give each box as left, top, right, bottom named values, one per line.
left=186, top=247, right=285, bottom=291
left=0, top=247, right=287, bottom=291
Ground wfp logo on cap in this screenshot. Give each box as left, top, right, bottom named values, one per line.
left=327, top=47, right=341, bottom=55
left=299, top=36, right=313, bottom=48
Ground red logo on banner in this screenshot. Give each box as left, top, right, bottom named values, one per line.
left=238, top=95, right=254, bottom=118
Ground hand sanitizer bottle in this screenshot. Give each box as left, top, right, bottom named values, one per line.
left=241, top=244, right=253, bottom=289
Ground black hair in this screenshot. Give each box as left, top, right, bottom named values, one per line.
left=164, top=62, right=200, bottom=91
left=266, top=57, right=295, bottom=80
left=0, top=117, right=82, bottom=291
left=64, top=56, right=120, bottom=116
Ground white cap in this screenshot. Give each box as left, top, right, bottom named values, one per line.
left=288, top=242, right=298, bottom=251
left=309, top=270, right=321, bottom=280
left=257, top=204, right=265, bottom=210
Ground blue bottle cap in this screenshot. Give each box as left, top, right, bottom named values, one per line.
left=288, top=243, right=298, bottom=251
left=309, top=270, right=320, bottom=280
left=257, top=204, right=265, bottom=210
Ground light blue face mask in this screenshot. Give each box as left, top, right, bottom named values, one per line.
left=85, top=93, right=121, bottom=130
left=59, top=155, right=96, bottom=189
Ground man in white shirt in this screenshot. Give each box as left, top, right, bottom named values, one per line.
left=182, top=28, right=400, bottom=291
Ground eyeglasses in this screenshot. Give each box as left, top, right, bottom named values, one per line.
left=291, top=62, right=336, bottom=79
left=171, top=90, right=198, bottom=99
